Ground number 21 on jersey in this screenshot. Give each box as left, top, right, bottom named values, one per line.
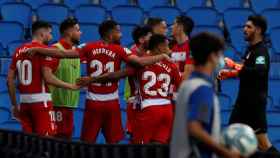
left=90, top=60, right=114, bottom=86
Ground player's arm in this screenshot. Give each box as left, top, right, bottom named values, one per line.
left=77, top=68, right=135, bottom=87
left=182, top=64, right=194, bottom=80
left=188, top=121, right=240, bottom=158
left=27, top=47, right=80, bottom=58
left=42, top=66, right=79, bottom=90
left=6, top=68, right=20, bottom=120
left=127, top=54, right=170, bottom=67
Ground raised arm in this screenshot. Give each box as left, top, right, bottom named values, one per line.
left=27, top=47, right=80, bottom=58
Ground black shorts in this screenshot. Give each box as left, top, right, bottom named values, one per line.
left=229, top=102, right=267, bottom=134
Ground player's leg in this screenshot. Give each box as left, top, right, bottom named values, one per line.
left=80, top=100, right=103, bottom=143
left=31, top=102, right=56, bottom=136
left=132, top=106, right=158, bottom=144
left=126, top=102, right=134, bottom=136
left=18, top=104, right=33, bottom=133
left=53, top=107, right=74, bottom=139
left=103, top=100, right=124, bottom=143
left=152, top=105, right=173, bottom=144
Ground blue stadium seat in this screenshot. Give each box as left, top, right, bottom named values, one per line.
left=268, top=126, right=280, bottom=142
left=100, top=0, right=130, bottom=11
left=1, top=2, right=32, bottom=28
left=269, top=80, right=280, bottom=107
left=221, top=110, right=231, bottom=126
left=137, top=0, right=170, bottom=12
left=0, top=44, right=5, bottom=57
left=0, top=120, right=21, bottom=131
left=63, top=0, right=90, bottom=10
left=262, top=9, right=280, bottom=32
left=111, top=5, right=144, bottom=25
left=224, top=45, right=242, bottom=61
left=229, top=26, right=247, bottom=53
left=73, top=108, right=84, bottom=138
left=0, top=107, right=10, bottom=124
left=79, top=23, right=99, bottom=43
left=270, top=27, right=280, bottom=54
left=212, top=0, right=244, bottom=13
left=223, top=8, right=254, bottom=30
left=80, top=63, right=87, bottom=76
left=176, top=0, right=206, bottom=12
left=7, top=40, right=25, bottom=57
left=267, top=112, right=280, bottom=126
left=120, top=24, right=136, bottom=46
left=50, top=22, right=59, bottom=43
left=149, top=6, right=181, bottom=26
left=0, top=76, right=7, bottom=93
left=269, top=63, right=280, bottom=80
left=0, top=58, right=11, bottom=76
left=78, top=90, right=86, bottom=109
left=251, top=0, right=280, bottom=13
left=186, top=7, right=219, bottom=26
left=24, top=0, right=50, bottom=9
left=0, top=92, right=11, bottom=109
left=221, top=79, right=239, bottom=103
left=274, top=140, right=280, bottom=150
left=37, top=3, right=70, bottom=23
left=191, top=25, right=224, bottom=38
left=75, top=5, right=107, bottom=24
left=0, top=22, right=24, bottom=48
left=218, top=93, right=233, bottom=111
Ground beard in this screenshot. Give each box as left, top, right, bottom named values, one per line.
left=43, top=40, right=49, bottom=45
left=113, top=39, right=121, bottom=45
left=71, top=38, right=80, bottom=45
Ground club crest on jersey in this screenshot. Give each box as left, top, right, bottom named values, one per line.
left=124, top=47, right=132, bottom=55
left=256, top=56, right=265, bottom=64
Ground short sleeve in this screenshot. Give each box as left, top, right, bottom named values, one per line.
left=77, top=43, right=89, bottom=63
left=119, top=47, right=134, bottom=63
left=187, top=86, right=214, bottom=125
left=42, top=56, right=59, bottom=72
left=9, top=52, right=18, bottom=70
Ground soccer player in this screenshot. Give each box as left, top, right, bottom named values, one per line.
left=78, top=34, right=182, bottom=144
left=146, top=17, right=168, bottom=35
left=51, top=17, right=82, bottom=139
left=171, top=32, right=240, bottom=158
left=28, top=20, right=170, bottom=143
left=6, top=21, right=79, bottom=136
left=124, top=25, right=152, bottom=138
left=219, top=15, right=279, bottom=153
left=171, top=15, right=194, bottom=79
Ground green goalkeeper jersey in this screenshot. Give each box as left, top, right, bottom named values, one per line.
left=51, top=40, right=80, bottom=108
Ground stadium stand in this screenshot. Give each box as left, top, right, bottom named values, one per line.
left=137, top=0, right=170, bottom=12
left=212, top=0, right=246, bottom=13
left=74, top=4, right=107, bottom=24
left=250, top=0, right=280, bottom=13
left=0, top=22, right=24, bottom=48
left=223, top=8, right=255, bottom=30
left=175, top=0, right=206, bottom=12
left=37, top=3, right=70, bottom=23
left=100, top=0, right=131, bottom=11
left=63, top=0, right=91, bottom=10
left=262, top=8, right=280, bottom=33
left=149, top=6, right=180, bottom=26
left=79, top=23, right=99, bottom=43
left=111, top=5, right=144, bottom=25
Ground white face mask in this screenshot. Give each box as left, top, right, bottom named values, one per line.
left=216, top=55, right=225, bottom=71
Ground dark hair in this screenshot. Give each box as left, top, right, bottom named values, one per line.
left=176, top=15, right=194, bottom=36
left=32, top=21, right=52, bottom=34
left=98, top=20, right=118, bottom=39
left=248, top=15, right=267, bottom=36
left=132, top=25, right=152, bottom=44
left=146, top=17, right=164, bottom=28
left=59, top=17, right=79, bottom=35
left=190, top=32, right=225, bottom=66
left=148, top=34, right=167, bottom=50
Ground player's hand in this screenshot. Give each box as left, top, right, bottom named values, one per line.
left=76, top=76, right=93, bottom=87
left=11, top=105, right=21, bottom=121
left=224, top=57, right=236, bottom=69
left=217, top=69, right=231, bottom=80
left=69, top=84, right=81, bottom=90
left=223, top=149, right=242, bottom=158
left=25, top=47, right=39, bottom=57
left=162, top=54, right=172, bottom=62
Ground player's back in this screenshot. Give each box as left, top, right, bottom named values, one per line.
left=81, top=41, right=132, bottom=101
left=10, top=41, right=49, bottom=95
left=138, top=59, right=181, bottom=108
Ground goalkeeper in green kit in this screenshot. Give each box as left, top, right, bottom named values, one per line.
left=51, top=18, right=82, bottom=139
